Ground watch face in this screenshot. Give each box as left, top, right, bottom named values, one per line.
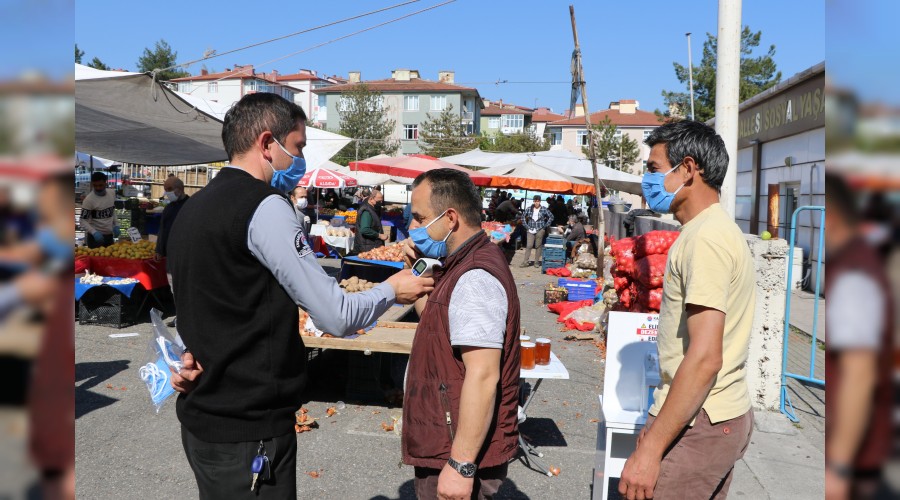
left=460, top=463, right=477, bottom=477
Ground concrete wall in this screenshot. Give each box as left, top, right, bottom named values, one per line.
left=603, top=208, right=789, bottom=412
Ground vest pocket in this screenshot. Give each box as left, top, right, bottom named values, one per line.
left=439, top=382, right=455, bottom=443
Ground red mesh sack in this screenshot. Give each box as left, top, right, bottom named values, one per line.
left=634, top=282, right=663, bottom=311
left=634, top=254, right=668, bottom=289
left=634, top=230, right=680, bottom=258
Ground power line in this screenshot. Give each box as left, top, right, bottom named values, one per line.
left=159, top=0, right=424, bottom=73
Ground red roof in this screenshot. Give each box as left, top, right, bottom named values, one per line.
left=276, top=72, right=328, bottom=82
left=169, top=68, right=256, bottom=82
left=313, top=78, right=479, bottom=95
left=481, top=105, right=533, bottom=116
left=531, top=112, right=566, bottom=123
left=619, top=99, right=637, bottom=104
left=549, top=108, right=662, bottom=127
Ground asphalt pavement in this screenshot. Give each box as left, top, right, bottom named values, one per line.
left=73, top=250, right=825, bottom=499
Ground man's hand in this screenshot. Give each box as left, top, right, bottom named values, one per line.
left=385, top=269, right=434, bottom=304
left=153, top=253, right=163, bottom=262
left=436, top=463, right=474, bottom=500
left=91, top=231, right=104, bottom=243
left=113, top=226, right=121, bottom=238
left=379, top=233, right=389, bottom=241
left=400, top=238, right=421, bottom=269
left=825, top=467, right=850, bottom=500
left=619, top=444, right=662, bottom=500
left=170, top=351, right=204, bottom=394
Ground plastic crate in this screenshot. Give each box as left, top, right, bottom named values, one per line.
left=542, top=259, right=565, bottom=273
left=542, top=246, right=567, bottom=262
left=78, top=286, right=142, bottom=328
left=545, top=235, right=565, bottom=247
left=557, top=278, right=596, bottom=301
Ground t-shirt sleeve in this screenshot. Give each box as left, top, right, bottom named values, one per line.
left=448, top=269, right=507, bottom=349
left=827, top=271, right=884, bottom=350
left=682, top=235, right=733, bottom=314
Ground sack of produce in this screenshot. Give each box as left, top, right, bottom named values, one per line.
left=574, top=252, right=598, bottom=270
left=634, top=254, right=668, bottom=289
left=634, top=230, right=680, bottom=258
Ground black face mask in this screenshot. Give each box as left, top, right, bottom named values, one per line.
left=374, top=202, right=384, bottom=212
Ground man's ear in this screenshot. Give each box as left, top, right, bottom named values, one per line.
left=257, top=131, right=274, bottom=162
left=681, top=156, right=700, bottom=185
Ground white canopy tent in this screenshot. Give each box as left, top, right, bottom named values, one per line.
left=440, top=148, right=643, bottom=195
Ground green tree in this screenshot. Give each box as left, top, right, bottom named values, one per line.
left=332, top=84, right=399, bottom=166
left=477, top=130, right=550, bottom=153
left=50, top=117, right=76, bottom=157
left=87, top=57, right=110, bottom=71
left=75, top=44, right=85, bottom=64
left=418, top=104, right=477, bottom=158
left=662, top=26, right=781, bottom=122
left=136, top=39, right=190, bottom=81
left=581, top=116, right=641, bottom=172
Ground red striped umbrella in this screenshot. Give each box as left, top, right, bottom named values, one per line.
left=298, top=167, right=358, bottom=188
left=348, top=154, right=492, bottom=186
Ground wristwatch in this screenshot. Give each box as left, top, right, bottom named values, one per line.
left=827, top=461, right=853, bottom=480
left=447, top=457, right=477, bottom=478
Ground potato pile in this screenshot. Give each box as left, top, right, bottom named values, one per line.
left=327, top=228, right=352, bottom=237
left=340, top=276, right=376, bottom=293
left=358, top=243, right=405, bottom=262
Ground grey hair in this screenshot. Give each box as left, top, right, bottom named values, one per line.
left=644, top=120, right=729, bottom=193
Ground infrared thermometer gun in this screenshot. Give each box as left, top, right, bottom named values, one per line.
left=411, top=258, right=442, bottom=277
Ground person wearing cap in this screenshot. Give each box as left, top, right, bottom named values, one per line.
left=79, top=171, right=119, bottom=248
left=519, top=195, right=553, bottom=268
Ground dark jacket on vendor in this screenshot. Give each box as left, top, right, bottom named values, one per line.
left=401, top=231, right=521, bottom=469
left=156, top=194, right=189, bottom=258
left=355, top=199, right=384, bottom=254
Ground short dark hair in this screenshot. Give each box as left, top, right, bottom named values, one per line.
left=412, top=168, right=482, bottom=226
left=91, top=171, right=107, bottom=182
left=533, top=195, right=541, bottom=201
left=644, top=120, right=729, bottom=192
left=824, top=173, right=859, bottom=225
left=221, top=93, right=307, bottom=161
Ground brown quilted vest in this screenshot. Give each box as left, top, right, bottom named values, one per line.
left=825, top=236, right=894, bottom=470
left=402, top=231, right=521, bottom=469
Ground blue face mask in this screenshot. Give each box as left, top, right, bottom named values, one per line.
left=641, top=163, right=685, bottom=213
left=268, top=139, right=307, bottom=192
left=409, top=210, right=452, bottom=259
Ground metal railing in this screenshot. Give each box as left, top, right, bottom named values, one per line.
left=780, top=206, right=825, bottom=422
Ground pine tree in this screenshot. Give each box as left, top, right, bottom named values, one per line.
left=75, top=44, right=85, bottom=64
left=332, top=84, right=399, bottom=165
left=418, top=104, right=476, bottom=158
left=136, top=39, right=190, bottom=81
left=477, top=130, right=550, bottom=153
left=661, top=26, right=781, bottom=122
left=581, top=117, right=641, bottom=173
left=87, top=57, right=110, bottom=71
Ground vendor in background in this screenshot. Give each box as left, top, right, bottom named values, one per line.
left=355, top=187, right=387, bottom=254
left=323, top=188, right=339, bottom=209
left=551, top=196, right=568, bottom=227
left=519, top=195, right=553, bottom=268
left=155, top=176, right=190, bottom=328
left=564, top=214, right=586, bottom=256
left=288, top=186, right=313, bottom=233
left=79, top=171, right=119, bottom=248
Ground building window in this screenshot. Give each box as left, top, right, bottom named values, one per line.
left=207, top=82, right=217, bottom=93
left=178, top=82, right=191, bottom=93
left=643, top=129, right=652, bottom=141
left=404, top=124, right=419, bottom=140
left=244, top=80, right=257, bottom=93
left=501, top=114, right=524, bottom=129
left=613, top=128, right=622, bottom=139
left=488, top=117, right=500, bottom=129
left=404, top=95, right=419, bottom=111
left=465, top=123, right=474, bottom=135
left=577, top=129, right=589, bottom=146
left=550, top=129, right=562, bottom=146
left=430, top=95, right=447, bottom=111
left=318, top=95, right=327, bottom=108
left=339, top=96, right=349, bottom=112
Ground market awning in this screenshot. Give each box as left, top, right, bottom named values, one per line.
left=481, top=158, right=595, bottom=195
left=329, top=161, right=403, bottom=186
left=298, top=167, right=358, bottom=188
left=440, top=148, right=643, bottom=194
left=349, top=154, right=492, bottom=186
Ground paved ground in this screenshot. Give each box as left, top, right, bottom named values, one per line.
left=65, top=250, right=827, bottom=499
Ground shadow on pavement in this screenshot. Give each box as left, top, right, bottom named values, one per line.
left=369, top=477, right=530, bottom=499
left=75, top=360, right=129, bottom=419
left=519, top=417, right=567, bottom=448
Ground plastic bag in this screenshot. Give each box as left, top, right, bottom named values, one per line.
left=574, top=253, right=598, bottom=270
left=140, top=308, right=185, bottom=414
left=564, top=303, right=607, bottom=331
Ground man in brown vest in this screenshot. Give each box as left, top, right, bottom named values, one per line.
left=400, top=168, right=521, bottom=500
left=824, top=173, right=894, bottom=500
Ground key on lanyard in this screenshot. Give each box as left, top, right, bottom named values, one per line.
left=250, top=441, right=270, bottom=491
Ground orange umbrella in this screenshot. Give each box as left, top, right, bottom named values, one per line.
left=349, top=154, right=492, bottom=186
left=481, top=158, right=596, bottom=195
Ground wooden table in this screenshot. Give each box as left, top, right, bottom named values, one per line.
left=300, top=304, right=416, bottom=354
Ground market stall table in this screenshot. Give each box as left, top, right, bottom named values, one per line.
left=77, top=256, right=171, bottom=324
left=519, top=351, right=570, bottom=476
left=309, top=224, right=354, bottom=254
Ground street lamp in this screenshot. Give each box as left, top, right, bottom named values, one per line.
left=686, top=32, right=695, bottom=121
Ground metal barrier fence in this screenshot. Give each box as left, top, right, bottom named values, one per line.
left=780, top=206, right=825, bottom=422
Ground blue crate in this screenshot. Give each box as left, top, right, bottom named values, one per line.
left=542, top=246, right=567, bottom=261
left=542, top=259, right=565, bottom=273
left=557, top=278, right=595, bottom=301
left=545, top=235, right=565, bottom=246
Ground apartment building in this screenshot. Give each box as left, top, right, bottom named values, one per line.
left=168, top=65, right=301, bottom=109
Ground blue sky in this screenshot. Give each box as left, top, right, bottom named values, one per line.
left=67, top=1, right=824, bottom=112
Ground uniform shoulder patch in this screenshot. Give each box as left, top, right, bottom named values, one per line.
left=294, top=229, right=313, bottom=258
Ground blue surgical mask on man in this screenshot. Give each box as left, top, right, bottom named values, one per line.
left=409, top=210, right=452, bottom=259
left=641, top=163, right=685, bottom=214
left=268, top=139, right=307, bottom=192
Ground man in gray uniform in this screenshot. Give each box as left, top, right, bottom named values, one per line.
left=168, top=93, right=434, bottom=499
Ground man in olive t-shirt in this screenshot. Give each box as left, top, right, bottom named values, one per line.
left=619, top=121, right=756, bottom=500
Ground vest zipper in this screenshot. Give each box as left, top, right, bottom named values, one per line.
left=439, top=382, right=455, bottom=442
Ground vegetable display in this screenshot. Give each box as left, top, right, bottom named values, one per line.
left=75, top=239, right=157, bottom=259
left=358, top=243, right=405, bottom=262
left=609, top=230, right=679, bottom=314
left=339, top=276, right=377, bottom=293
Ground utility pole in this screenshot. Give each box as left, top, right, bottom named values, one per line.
left=714, top=0, right=741, bottom=218
left=686, top=32, right=695, bottom=121
left=569, top=5, right=605, bottom=269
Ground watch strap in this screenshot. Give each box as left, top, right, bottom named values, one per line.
left=447, top=457, right=477, bottom=478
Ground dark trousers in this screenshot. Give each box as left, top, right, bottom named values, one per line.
left=86, top=233, right=114, bottom=249
left=181, top=426, right=297, bottom=500
left=414, top=463, right=507, bottom=500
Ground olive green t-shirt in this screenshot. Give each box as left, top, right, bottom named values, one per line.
left=648, top=203, right=756, bottom=424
